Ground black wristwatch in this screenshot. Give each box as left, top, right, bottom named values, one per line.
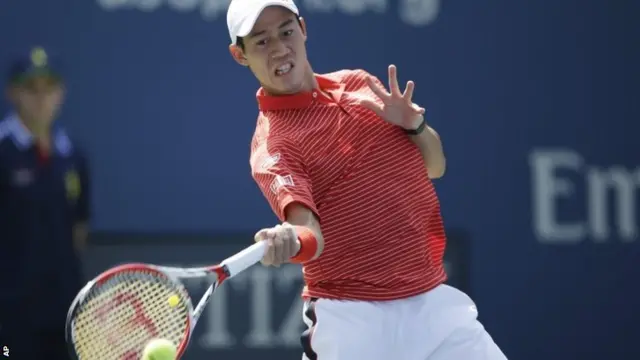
left=404, top=116, right=426, bottom=135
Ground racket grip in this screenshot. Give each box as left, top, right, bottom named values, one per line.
left=221, top=241, right=267, bottom=277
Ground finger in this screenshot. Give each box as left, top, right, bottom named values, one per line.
left=281, top=224, right=300, bottom=260
left=262, top=237, right=275, bottom=266
left=360, top=99, right=384, bottom=117
left=388, top=65, right=402, bottom=97
left=263, top=229, right=278, bottom=265
left=366, top=76, right=390, bottom=101
left=273, top=228, right=285, bottom=265
left=413, top=103, right=426, bottom=114
left=254, top=229, right=269, bottom=243
left=403, top=81, right=415, bottom=102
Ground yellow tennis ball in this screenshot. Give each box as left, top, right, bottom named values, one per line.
left=167, top=294, right=180, bottom=307
left=141, top=338, right=177, bottom=360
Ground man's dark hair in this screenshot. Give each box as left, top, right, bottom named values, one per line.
left=236, top=37, right=246, bottom=51
left=236, top=17, right=303, bottom=52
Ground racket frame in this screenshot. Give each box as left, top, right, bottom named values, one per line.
left=65, top=263, right=197, bottom=359
left=66, top=241, right=266, bottom=359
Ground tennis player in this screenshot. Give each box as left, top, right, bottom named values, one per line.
left=227, top=1, right=507, bottom=359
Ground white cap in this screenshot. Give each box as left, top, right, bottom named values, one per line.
left=227, top=0, right=300, bottom=44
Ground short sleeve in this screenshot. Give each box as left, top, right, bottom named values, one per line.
left=251, top=137, right=318, bottom=222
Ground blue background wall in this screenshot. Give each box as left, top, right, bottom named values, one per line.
left=1, top=0, right=638, bottom=359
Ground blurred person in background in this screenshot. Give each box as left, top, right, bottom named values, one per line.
left=0, top=47, right=90, bottom=359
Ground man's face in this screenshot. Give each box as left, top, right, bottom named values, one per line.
left=8, top=75, right=64, bottom=125
left=230, top=6, right=309, bottom=95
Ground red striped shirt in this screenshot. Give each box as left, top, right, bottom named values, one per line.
left=250, top=69, right=447, bottom=301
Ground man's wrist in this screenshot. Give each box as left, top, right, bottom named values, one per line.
left=404, top=115, right=426, bottom=136
left=290, top=226, right=318, bottom=263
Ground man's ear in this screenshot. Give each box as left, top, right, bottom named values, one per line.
left=299, top=17, right=307, bottom=42
left=229, top=44, right=249, bottom=66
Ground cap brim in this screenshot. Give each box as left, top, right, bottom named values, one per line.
left=10, top=68, right=62, bottom=84
left=234, top=1, right=299, bottom=39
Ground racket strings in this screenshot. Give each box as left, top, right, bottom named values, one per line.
left=70, top=271, right=190, bottom=360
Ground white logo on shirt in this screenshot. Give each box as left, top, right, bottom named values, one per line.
left=260, top=153, right=281, bottom=170
left=270, top=174, right=294, bottom=194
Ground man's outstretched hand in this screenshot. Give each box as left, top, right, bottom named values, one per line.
left=360, top=64, right=426, bottom=131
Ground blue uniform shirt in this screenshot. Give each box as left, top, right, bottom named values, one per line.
left=0, top=114, right=90, bottom=329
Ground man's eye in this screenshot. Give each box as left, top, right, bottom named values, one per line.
left=256, top=39, right=267, bottom=46
left=283, top=30, right=293, bottom=36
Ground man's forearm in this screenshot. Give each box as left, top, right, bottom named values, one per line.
left=410, top=122, right=446, bottom=179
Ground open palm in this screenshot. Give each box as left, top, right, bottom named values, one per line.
left=360, top=65, right=425, bottom=130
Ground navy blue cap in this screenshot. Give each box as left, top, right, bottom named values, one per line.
left=6, top=47, right=63, bottom=84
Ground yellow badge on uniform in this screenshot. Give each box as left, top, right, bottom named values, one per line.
left=65, top=170, right=81, bottom=202
left=30, top=47, right=48, bottom=68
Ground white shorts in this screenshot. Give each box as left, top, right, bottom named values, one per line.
left=301, top=284, right=507, bottom=360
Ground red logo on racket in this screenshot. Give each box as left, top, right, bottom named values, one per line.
left=94, top=292, right=159, bottom=358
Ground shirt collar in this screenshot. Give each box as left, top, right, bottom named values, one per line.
left=256, top=74, right=345, bottom=111
left=2, top=113, right=73, bottom=155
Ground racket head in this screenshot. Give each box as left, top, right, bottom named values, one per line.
left=66, top=263, right=194, bottom=360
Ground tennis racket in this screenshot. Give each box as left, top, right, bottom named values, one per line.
left=65, top=241, right=267, bottom=360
